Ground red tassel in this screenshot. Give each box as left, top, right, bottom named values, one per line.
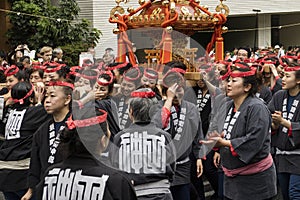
left=116, top=33, right=127, bottom=63
left=160, top=30, right=172, bottom=64
left=215, top=37, right=224, bottom=61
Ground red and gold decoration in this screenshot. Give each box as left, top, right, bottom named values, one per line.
left=109, top=0, right=229, bottom=66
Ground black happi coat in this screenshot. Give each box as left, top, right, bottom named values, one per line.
left=268, top=90, right=300, bottom=174
left=28, top=113, right=70, bottom=189
left=112, top=122, right=176, bottom=198
left=153, top=100, right=203, bottom=186
left=213, top=96, right=276, bottom=200
left=208, top=94, right=231, bottom=134
left=36, top=154, right=137, bottom=200
left=95, top=97, right=120, bottom=140
left=0, top=105, right=49, bottom=191
left=193, top=85, right=212, bottom=136
left=112, top=94, right=132, bottom=130
left=258, top=85, right=273, bottom=104
left=80, top=96, right=120, bottom=141
left=271, top=78, right=282, bottom=95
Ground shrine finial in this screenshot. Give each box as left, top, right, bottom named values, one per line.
left=115, top=0, right=129, bottom=6
left=216, top=0, right=229, bottom=16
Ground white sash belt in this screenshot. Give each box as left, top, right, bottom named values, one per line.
left=0, top=158, right=30, bottom=170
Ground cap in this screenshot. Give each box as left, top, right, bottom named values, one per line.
left=105, top=48, right=113, bottom=51
left=274, top=45, right=280, bottom=49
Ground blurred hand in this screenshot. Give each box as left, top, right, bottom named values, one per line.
left=272, top=111, right=283, bottom=125
left=213, top=152, right=220, bottom=168
left=21, top=188, right=33, bottom=200
left=196, top=159, right=203, bottom=177
left=166, top=83, right=178, bottom=100
left=94, top=91, right=107, bottom=100
left=34, top=82, right=45, bottom=104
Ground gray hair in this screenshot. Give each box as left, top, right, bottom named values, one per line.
left=53, top=47, right=63, bottom=54
left=129, top=88, right=158, bottom=122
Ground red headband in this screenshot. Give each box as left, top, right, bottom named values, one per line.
left=170, top=67, right=186, bottom=74
left=131, top=90, right=156, bottom=98
left=216, top=60, right=232, bottom=66
left=31, top=61, right=41, bottom=65
left=4, top=65, right=19, bottom=77
left=82, top=59, right=94, bottom=67
left=161, top=71, right=185, bottom=88
left=284, top=55, right=298, bottom=60
left=144, top=68, right=158, bottom=79
left=220, top=65, right=232, bottom=80
left=43, top=61, right=56, bottom=67
left=80, top=73, right=98, bottom=80
left=67, top=66, right=81, bottom=78
left=68, top=71, right=80, bottom=77
left=284, top=66, right=300, bottom=72
left=230, top=68, right=256, bottom=78
left=97, top=70, right=114, bottom=86
left=233, top=62, right=249, bottom=69
left=279, top=59, right=288, bottom=68
left=43, top=61, right=65, bottom=66
left=44, top=65, right=63, bottom=73
left=105, top=62, right=128, bottom=71
left=66, top=109, right=108, bottom=130
left=48, top=81, right=74, bottom=90
left=10, top=84, right=34, bottom=105
left=260, top=57, right=276, bottom=65
left=106, top=63, right=128, bottom=70
left=70, top=66, right=81, bottom=72
left=123, top=67, right=141, bottom=82
left=264, top=53, right=277, bottom=57
left=32, top=65, right=46, bottom=71
left=242, top=59, right=252, bottom=63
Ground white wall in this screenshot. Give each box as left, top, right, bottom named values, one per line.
left=201, top=0, right=300, bottom=16
left=76, top=0, right=300, bottom=56
left=77, top=0, right=119, bottom=58
left=279, top=13, right=300, bottom=48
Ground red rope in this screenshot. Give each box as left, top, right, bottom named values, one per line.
left=189, top=0, right=212, bottom=16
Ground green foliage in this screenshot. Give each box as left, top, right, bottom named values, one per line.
left=61, top=42, right=89, bottom=67
left=7, top=0, right=101, bottom=66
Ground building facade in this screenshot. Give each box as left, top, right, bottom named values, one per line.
left=1, top=1, right=299, bottom=55
left=76, top=0, right=300, bottom=57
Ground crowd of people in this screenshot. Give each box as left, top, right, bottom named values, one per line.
left=0, top=44, right=299, bottom=200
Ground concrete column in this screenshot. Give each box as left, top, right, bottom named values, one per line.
left=258, top=14, right=271, bottom=48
